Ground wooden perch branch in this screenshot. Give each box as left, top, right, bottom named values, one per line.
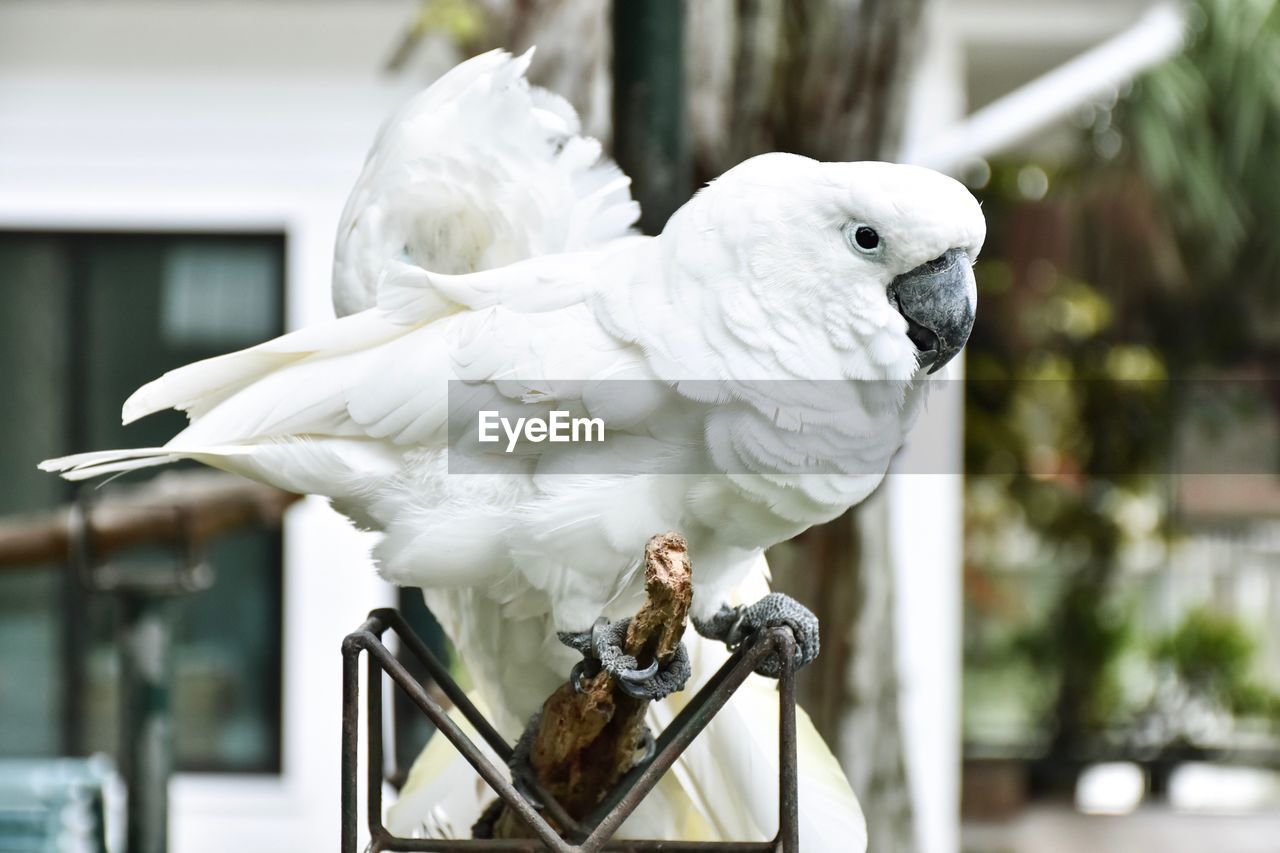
left=0, top=471, right=302, bottom=569
left=496, top=532, right=693, bottom=838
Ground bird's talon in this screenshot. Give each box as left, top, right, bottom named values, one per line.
left=589, top=617, right=609, bottom=653
left=693, top=592, right=820, bottom=679
left=559, top=617, right=691, bottom=700
left=724, top=610, right=748, bottom=651
left=618, top=658, right=659, bottom=683
left=569, top=659, right=599, bottom=694
left=617, top=678, right=655, bottom=699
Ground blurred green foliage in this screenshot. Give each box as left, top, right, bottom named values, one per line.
left=1154, top=607, right=1280, bottom=719
left=964, top=0, right=1280, bottom=771
left=1117, top=0, right=1280, bottom=367
left=964, top=174, right=1174, bottom=759
left=1125, top=0, right=1280, bottom=280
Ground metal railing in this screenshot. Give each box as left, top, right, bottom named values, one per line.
left=342, top=609, right=800, bottom=852
left=0, top=472, right=300, bottom=853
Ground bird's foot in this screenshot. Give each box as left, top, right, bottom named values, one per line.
left=693, top=592, right=819, bottom=678
left=558, top=617, right=691, bottom=701
left=508, top=712, right=545, bottom=810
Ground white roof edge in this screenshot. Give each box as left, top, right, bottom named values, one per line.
left=904, top=2, right=1187, bottom=174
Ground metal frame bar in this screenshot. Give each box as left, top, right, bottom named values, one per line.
left=342, top=608, right=799, bottom=852
left=68, top=489, right=216, bottom=853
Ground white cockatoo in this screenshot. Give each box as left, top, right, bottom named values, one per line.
left=42, top=49, right=983, bottom=851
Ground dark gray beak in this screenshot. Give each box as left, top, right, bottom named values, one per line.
left=888, top=247, right=976, bottom=374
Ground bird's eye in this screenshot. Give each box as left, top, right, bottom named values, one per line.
left=848, top=224, right=881, bottom=254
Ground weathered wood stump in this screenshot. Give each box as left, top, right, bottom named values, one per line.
left=494, top=531, right=692, bottom=838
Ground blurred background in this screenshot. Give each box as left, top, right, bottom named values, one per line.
left=0, top=1, right=1277, bottom=852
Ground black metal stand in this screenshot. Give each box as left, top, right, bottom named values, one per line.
left=342, top=609, right=800, bottom=852
left=69, top=495, right=214, bottom=853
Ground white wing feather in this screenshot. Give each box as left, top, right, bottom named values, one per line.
left=39, top=248, right=647, bottom=489
left=333, top=48, right=639, bottom=317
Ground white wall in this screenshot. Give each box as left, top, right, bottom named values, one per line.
left=0, top=5, right=438, bottom=846
left=0, top=1, right=419, bottom=75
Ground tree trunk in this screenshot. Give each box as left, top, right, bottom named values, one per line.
left=714, top=3, right=929, bottom=851
left=688, top=0, right=927, bottom=175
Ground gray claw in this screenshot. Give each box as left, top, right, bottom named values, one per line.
left=618, top=658, right=659, bottom=683
left=723, top=609, right=750, bottom=651
left=570, top=658, right=600, bottom=694
left=617, top=675, right=659, bottom=700
left=693, top=592, right=820, bottom=679
left=558, top=617, right=692, bottom=701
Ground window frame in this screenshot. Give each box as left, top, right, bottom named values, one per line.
left=0, top=74, right=401, bottom=849
left=0, top=228, right=291, bottom=773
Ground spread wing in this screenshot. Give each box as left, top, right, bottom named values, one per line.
left=333, top=48, right=639, bottom=316
left=39, top=245, right=659, bottom=494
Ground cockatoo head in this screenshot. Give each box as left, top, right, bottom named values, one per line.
left=670, top=153, right=985, bottom=379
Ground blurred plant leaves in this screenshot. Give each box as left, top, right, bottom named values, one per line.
left=964, top=0, right=1280, bottom=763
left=1152, top=607, right=1280, bottom=721
left=1118, top=0, right=1280, bottom=338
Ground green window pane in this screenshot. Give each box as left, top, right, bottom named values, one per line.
left=0, top=234, right=72, bottom=757
left=0, top=232, right=285, bottom=774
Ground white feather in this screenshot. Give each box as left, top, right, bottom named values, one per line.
left=332, top=49, right=640, bottom=317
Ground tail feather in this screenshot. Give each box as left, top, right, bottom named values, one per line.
left=122, top=352, right=290, bottom=425
left=39, top=445, right=254, bottom=482
left=39, top=447, right=179, bottom=480
left=122, top=312, right=399, bottom=426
